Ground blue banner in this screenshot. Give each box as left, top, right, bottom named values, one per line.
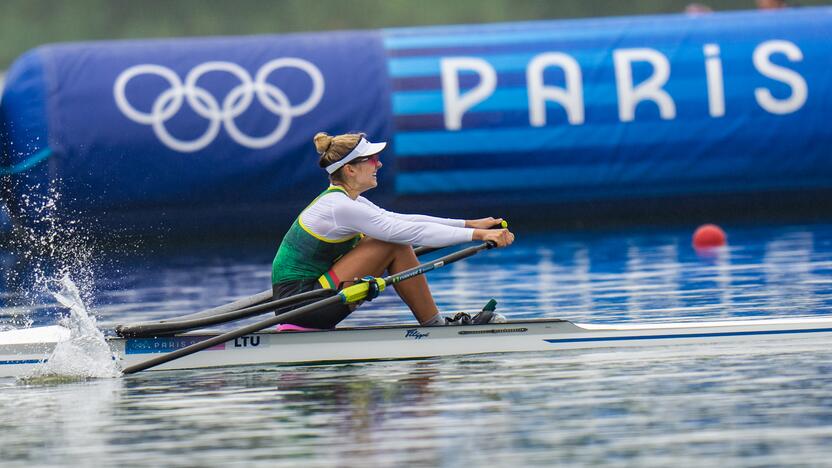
left=1, top=8, right=831, bottom=234
left=1, top=31, right=393, bottom=232
left=385, top=8, right=832, bottom=199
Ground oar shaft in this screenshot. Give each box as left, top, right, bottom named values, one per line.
left=386, top=242, right=493, bottom=285
left=413, top=245, right=440, bottom=257
left=116, top=289, right=336, bottom=337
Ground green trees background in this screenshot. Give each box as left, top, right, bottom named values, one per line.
left=0, top=0, right=827, bottom=69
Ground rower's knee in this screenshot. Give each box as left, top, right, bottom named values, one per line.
left=391, top=242, right=413, bottom=252
left=391, top=242, right=416, bottom=258
left=365, top=238, right=412, bottom=257
left=380, top=242, right=414, bottom=266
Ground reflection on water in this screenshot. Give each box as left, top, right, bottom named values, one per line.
left=2, top=341, right=832, bottom=466
left=2, top=223, right=832, bottom=465
left=0, top=378, right=123, bottom=464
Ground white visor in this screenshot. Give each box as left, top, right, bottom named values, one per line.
left=325, top=137, right=387, bottom=174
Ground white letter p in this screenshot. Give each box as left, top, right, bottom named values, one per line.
left=440, top=57, right=497, bottom=131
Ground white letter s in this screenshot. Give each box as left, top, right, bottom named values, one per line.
left=753, top=40, right=808, bottom=115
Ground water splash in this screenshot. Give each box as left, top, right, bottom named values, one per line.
left=1, top=183, right=108, bottom=333
left=2, top=182, right=126, bottom=382
left=10, top=184, right=98, bottom=298
left=21, top=276, right=120, bottom=382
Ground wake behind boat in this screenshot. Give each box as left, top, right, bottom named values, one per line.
left=2, top=316, right=832, bottom=378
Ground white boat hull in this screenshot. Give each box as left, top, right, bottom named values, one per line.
left=2, top=317, right=831, bottom=378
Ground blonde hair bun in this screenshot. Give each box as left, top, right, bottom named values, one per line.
left=313, top=132, right=333, bottom=155
left=312, top=131, right=364, bottom=173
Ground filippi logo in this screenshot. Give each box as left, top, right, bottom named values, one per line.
left=113, top=58, right=325, bottom=153
left=405, top=329, right=430, bottom=340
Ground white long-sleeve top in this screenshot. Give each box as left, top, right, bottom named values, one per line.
left=299, top=188, right=474, bottom=248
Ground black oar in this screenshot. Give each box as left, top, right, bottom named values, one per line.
left=166, top=289, right=275, bottom=321
left=121, top=241, right=495, bottom=375
left=114, top=289, right=336, bottom=337
left=412, top=245, right=441, bottom=256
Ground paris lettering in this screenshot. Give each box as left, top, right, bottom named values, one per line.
left=441, top=39, right=807, bottom=130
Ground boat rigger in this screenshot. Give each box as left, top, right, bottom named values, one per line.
left=2, top=316, right=831, bottom=378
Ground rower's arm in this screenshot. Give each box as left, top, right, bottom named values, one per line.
left=356, top=197, right=465, bottom=227
left=335, top=199, right=474, bottom=248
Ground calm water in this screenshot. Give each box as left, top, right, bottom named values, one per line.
left=2, top=222, right=832, bottom=466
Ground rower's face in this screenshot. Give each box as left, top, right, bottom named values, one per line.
left=350, top=154, right=382, bottom=192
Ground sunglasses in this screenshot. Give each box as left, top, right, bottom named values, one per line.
left=350, top=154, right=381, bottom=166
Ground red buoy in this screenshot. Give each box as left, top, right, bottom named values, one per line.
left=692, top=224, right=727, bottom=249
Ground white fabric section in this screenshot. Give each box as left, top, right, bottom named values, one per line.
left=299, top=191, right=473, bottom=247
left=357, top=197, right=465, bottom=228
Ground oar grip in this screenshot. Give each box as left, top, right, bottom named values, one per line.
left=339, top=277, right=387, bottom=304
left=413, top=220, right=506, bottom=257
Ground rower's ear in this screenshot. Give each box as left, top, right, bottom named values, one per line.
left=342, top=164, right=358, bottom=177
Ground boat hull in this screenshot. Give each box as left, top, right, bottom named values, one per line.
left=2, top=317, right=831, bottom=378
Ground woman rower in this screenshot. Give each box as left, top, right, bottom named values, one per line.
left=271, top=131, right=515, bottom=329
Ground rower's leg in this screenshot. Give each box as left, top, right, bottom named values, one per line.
left=330, top=238, right=440, bottom=324
left=384, top=243, right=440, bottom=324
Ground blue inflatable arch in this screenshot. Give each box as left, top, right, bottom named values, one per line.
left=1, top=8, right=831, bottom=235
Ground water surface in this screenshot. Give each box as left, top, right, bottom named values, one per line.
left=1, top=222, right=831, bottom=466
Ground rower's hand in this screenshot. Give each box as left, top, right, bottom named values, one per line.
left=474, top=228, right=515, bottom=248
left=465, top=217, right=505, bottom=229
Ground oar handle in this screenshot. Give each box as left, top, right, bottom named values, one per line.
left=413, top=220, right=507, bottom=257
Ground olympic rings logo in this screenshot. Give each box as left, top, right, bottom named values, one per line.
left=113, top=58, right=324, bottom=153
